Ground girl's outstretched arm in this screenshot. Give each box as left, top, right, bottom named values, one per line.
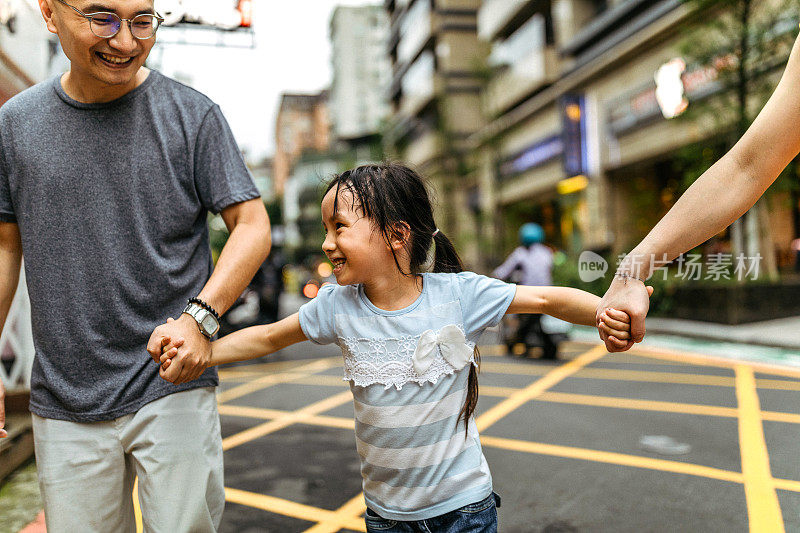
left=161, top=312, right=308, bottom=369
left=211, top=313, right=308, bottom=366
left=507, top=285, right=653, bottom=328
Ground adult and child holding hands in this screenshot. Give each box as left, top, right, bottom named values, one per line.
left=2, top=0, right=800, bottom=530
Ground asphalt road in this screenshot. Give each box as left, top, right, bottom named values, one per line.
left=215, top=336, right=800, bottom=532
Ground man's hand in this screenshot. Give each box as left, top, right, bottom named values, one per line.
left=596, top=276, right=653, bottom=353
left=148, top=315, right=211, bottom=385
left=0, top=378, right=6, bottom=438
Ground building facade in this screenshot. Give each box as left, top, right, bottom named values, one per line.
left=273, top=91, right=331, bottom=195
left=329, top=5, right=392, bottom=141
left=470, top=0, right=799, bottom=274
left=384, top=0, right=488, bottom=262
left=0, top=0, right=52, bottom=101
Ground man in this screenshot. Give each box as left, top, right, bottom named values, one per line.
left=596, top=32, right=800, bottom=353
left=0, top=0, right=271, bottom=530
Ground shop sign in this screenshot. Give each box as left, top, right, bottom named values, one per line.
left=158, top=0, right=252, bottom=30
left=607, top=56, right=725, bottom=136
left=561, top=94, right=588, bottom=178
left=557, top=174, right=588, bottom=195
left=498, top=134, right=563, bottom=179
left=655, top=58, right=688, bottom=119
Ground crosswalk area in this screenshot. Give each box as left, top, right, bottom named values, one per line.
left=208, top=340, right=800, bottom=532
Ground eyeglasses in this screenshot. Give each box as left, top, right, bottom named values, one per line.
left=55, top=0, right=164, bottom=39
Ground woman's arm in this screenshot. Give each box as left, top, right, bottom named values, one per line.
left=626, top=35, right=800, bottom=276
left=599, top=34, right=800, bottom=350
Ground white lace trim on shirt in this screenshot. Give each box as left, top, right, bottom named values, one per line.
left=340, top=325, right=476, bottom=390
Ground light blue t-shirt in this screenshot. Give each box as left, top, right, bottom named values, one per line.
left=299, top=271, right=516, bottom=520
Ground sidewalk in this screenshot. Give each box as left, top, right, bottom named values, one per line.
left=644, top=315, right=800, bottom=350
left=570, top=315, right=800, bottom=369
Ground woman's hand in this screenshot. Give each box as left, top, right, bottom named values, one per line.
left=596, top=278, right=653, bottom=352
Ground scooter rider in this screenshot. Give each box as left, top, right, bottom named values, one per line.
left=493, top=223, right=559, bottom=359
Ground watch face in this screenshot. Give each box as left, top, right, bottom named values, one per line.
left=201, top=314, right=219, bottom=335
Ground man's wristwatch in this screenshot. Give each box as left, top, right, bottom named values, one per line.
left=183, top=302, right=220, bottom=339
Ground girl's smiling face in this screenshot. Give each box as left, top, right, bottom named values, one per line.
left=320, top=186, right=396, bottom=286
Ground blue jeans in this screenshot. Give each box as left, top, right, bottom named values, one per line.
left=365, top=493, right=500, bottom=533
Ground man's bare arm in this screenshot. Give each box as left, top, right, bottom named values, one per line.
left=0, top=222, right=22, bottom=438
left=147, top=198, right=271, bottom=385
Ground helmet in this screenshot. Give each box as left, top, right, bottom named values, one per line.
left=519, top=223, right=544, bottom=246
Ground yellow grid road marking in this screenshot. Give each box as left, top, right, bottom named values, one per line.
left=222, top=390, right=353, bottom=450
left=216, top=370, right=267, bottom=380
left=754, top=379, right=800, bottom=392
left=594, top=354, right=699, bottom=367
left=303, top=493, right=367, bottom=533
left=217, top=359, right=340, bottom=404
left=479, top=361, right=551, bottom=376
left=761, top=411, right=800, bottom=424
left=484, top=341, right=800, bottom=380
left=218, top=404, right=355, bottom=430
left=237, top=369, right=800, bottom=400
left=735, top=365, right=785, bottom=532
left=535, top=391, right=740, bottom=418
left=482, top=362, right=800, bottom=391
left=482, top=343, right=691, bottom=366
left=219, top=357, right=340, bottom=377
left=628, top=344, right=800, bottom=379
left=225, top=487, right=366, bottom=531
left=133, top=478, right=142, bottom=533
left=775, top=478, right=800, bottom=492
left=481, top=435, right=744, bottom=484
left=480, top=385, right=522, bottom=397
left=220, top=391, right=800, bottom=428
left=287, top=374, right=352, bottom=387
left=221, top=400, right=800, bottom=493
left=215, top=342, right=800, bottom=530
left=486, top=363, right=733, bottom=386
left=477, top=346, right=607, bottom=432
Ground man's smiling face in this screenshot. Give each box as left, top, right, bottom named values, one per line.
left=44, top=0, right=157, bottom=92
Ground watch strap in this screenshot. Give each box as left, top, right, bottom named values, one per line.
left=188, top=297, right=220, bottom=321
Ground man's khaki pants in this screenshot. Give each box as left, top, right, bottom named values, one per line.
left=32, top=387, right=225, bottom=533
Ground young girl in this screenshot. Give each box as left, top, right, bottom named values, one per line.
left=162, top=163, right=639, bottom=531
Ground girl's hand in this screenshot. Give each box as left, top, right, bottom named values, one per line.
left=159, top=336, right=184, bottom=363
left=598, top=307, right=634, bottom=342
left=158, top=345, right=180, bottom=373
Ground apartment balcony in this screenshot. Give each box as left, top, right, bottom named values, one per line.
left=397, top=50, right=436, bottom=119
left=397, top=0, right=432, bottom=65
left=485, top=45, right=559, bottom=117
left=399, top=88, right=435, bottom=121
left=404, top=127, right=441, bottom=167
left=478, top=0, right=529, bottom=42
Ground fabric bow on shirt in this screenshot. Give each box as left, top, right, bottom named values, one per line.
left=412, top=325, right=473, bottom=376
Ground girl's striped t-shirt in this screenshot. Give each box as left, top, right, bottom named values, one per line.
left=299, top=272, right=516, bottom=520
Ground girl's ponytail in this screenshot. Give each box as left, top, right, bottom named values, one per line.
left=431, top=229, right=478, bottom=437
left=431, top=229, right=464, bottom=274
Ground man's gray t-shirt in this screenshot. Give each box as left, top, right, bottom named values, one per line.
left=0, top=71, right=260, bottom=422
